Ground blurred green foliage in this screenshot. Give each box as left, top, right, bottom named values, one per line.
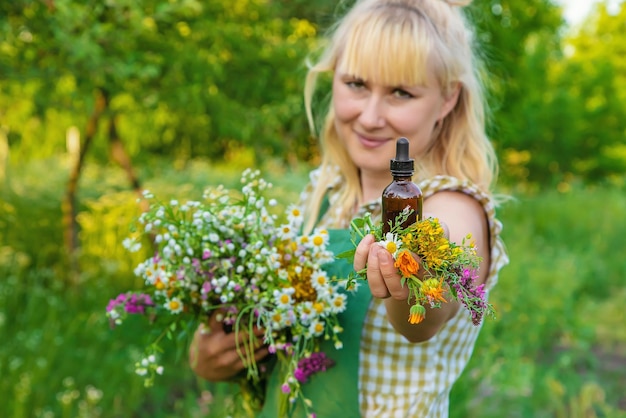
left=1, top=0, right=626, bottom=417
left=1, top=1, right=625, bottom=185
left=1, top=159, right=625, bottom=417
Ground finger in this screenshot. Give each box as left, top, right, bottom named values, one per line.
left=378, top=249, right=408, bottom=301
left=234, top=349, right=271, bottom=373
left=205, top=309, right=226, bottom=332
left=367, top=246, right=391, bottom=298
left=354, top=233, right=375, bottom=271
left=252, top=346, right=270, bottom=364
left=223, top=342, right=270, bottom=372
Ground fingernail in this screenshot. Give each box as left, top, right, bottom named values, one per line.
left=378, top=251, right=389, bottom=266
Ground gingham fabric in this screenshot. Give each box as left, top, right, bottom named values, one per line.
left=304, top=168, right=509, bottom=418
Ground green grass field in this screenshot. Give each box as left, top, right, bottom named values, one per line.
left=1, top=157, right=625, bottom=418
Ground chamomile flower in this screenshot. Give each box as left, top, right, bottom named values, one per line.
left=274, top=288, right=295, bottom=309
left=296, top=301, right=316, bottom=324
left=377, top=232, right=402, bottom=257
left=279, top=223, right=296, bottom=240
left=310, top=270, right=330, bottom=296
left=308, top=320, right=325, bottom=337
left=287, top=204, right=304, bottom=225
left=329, top=294, right=347, bottom=314
left=122, top=237, right=141, bottom=253
left=309, top=229, right=329, bottom=250
left=142, top=259, right=168, bottom=285
left=165, top=297, right=183, bottom=314
left=114, top=169, right=351, bottom=415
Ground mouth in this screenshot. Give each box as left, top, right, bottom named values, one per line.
left=356, top=132, right=392, bottom=149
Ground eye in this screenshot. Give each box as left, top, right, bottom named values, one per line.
left=392, top=88, right=414, bottom=99
left=345, top=79, right=366, bottom=89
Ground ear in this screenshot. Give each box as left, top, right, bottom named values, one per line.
left=438, top=82, right=461, bottom=120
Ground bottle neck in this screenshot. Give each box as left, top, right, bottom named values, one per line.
left=392, top=174, right=413, bottom=181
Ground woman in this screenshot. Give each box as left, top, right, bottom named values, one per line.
left=190, top=0, right=508, bottom=416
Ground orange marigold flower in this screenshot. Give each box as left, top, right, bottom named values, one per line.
left=422, top=278, right=447, bottom=304
left=394, top=250, right=420, bottom=278
left=408, top=304, right=426, bottom=324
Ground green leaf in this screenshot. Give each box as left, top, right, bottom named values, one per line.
left=335, top=249, right=356, bottom=260
left=351, top=218, right=366, bottom=228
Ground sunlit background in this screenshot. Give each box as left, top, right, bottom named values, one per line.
left=1, top=1, right=625, bottom=417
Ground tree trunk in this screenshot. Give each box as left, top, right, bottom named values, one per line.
left=108, top=113, right=148, bottom=212
left=62, top=88, right=107, bottom=283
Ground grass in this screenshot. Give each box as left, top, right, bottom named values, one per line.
left=1, top=156, right=625, bottom=417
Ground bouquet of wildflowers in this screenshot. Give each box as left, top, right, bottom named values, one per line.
left=343, top=208, right=493, bottom=326
left=106, top=169, right=351, bottom=417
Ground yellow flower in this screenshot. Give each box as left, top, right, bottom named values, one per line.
left=421, top=278, right=447, bottom=304
left=394, top=250, right=420, bottom=278
left=155, top=278, right=166, bottom=291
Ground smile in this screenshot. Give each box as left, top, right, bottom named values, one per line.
left=356, top=133, right=392, bottom=149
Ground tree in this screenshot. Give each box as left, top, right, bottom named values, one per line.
left=0, top=0, right=321, bottom=279
left=464, top=0, right=564, bottom=185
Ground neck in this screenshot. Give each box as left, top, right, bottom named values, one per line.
left=359, top=169, right=392, bottom=205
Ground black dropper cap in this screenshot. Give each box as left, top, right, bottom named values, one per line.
left=390, top=137, right=414, bottom=176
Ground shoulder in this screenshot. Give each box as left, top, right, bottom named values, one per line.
left=423, top=189, right=490, bottom=284
left=424, top=191, right=487, bottom=236
left=425, top=190, right=484, bottom=215
left=418, top=175, right=495, bottom=219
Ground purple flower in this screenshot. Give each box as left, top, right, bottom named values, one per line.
left=106, top=292, right=154, bottom=320
left=294, top=368, right=307, bottom=383
left=201, top=281, right=212, bottom=299
left=281, top=383, right=291, bottom=394
left=124, top=293, right=154, bottom=314
left=452, top=270, right=488, bottom=326
left=106, top=293, right=127, bottom=312
left=293, top=352, right=335, bottom=383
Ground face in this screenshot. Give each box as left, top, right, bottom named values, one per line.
left=332, top=66, right=458, bottom=179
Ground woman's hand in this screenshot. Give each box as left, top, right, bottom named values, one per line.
left=189, top=311, right=269, bottom=382
left=353, top=213, right=448, bottom=301
left=352, top=213, right=458, bottom=343
left=353, top=233, right=409, bottom=301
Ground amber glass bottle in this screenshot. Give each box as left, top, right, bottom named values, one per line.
left=382, top=137, right=423, bottom=234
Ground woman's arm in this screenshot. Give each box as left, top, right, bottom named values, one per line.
left=354, top=191, right=490, bottom=343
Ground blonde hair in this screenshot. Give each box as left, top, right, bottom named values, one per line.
left=303, top=0, right=497, bottom=232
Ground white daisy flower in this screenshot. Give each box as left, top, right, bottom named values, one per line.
left=310, top=270, right=329, bottom=290
left=143, top=260, right=168, bottom=285
left=269, top=310, right=286, bottom=330
left=377, top=232, right=402, bottom=257
left=274, top=288, right=295, bottom=309
left=122, top=237, right=141, bottom=253
left=308, top=320, right=324, bottom=337
left=287, top=205, right=304, bottom=224
left=165, top=297, right=183, bottom=314
left=330, top=294, right=347, bottom=313
left=279, top=223, right=296, bottom=240
left=309, top=228, right=329, bottom=250
left=296, top=301, right=316, bottom=324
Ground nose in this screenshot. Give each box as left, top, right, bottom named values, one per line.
left=358, top=94, right=386, bottom=129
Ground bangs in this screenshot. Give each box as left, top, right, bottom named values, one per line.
left=335, top=8, right=439, bottom=87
